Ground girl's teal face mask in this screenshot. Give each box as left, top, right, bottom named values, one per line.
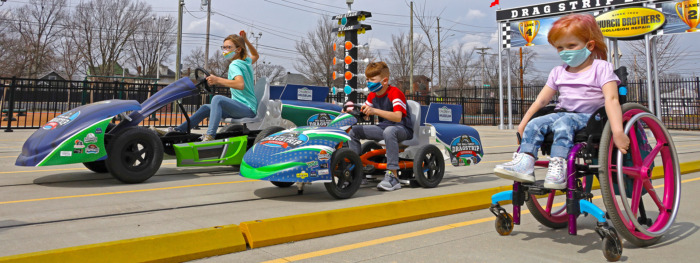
left=558, top=46, right=591, bottom=67
left=223, top=50, right=236, bottom=60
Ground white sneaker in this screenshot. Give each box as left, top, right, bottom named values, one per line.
left=149, top=126, right=177, bottom=136
left=200, top=134, right=215, bottom=142
left=544, top=157, right=567, bottom=189
left=493, top=152, right=535, bottom=183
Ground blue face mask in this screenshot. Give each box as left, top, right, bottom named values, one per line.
left=223, top=50, right=236, bottom=60
left=558, top=46, right=591, bottom=67
left=367, top=81, right=383, bottom=93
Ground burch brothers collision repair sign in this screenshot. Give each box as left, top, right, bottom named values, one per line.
left=596, top=7, right=666, bottom=38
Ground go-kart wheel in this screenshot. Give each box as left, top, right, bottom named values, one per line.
left=360, top=141, right=382, bottom=154
left=271, top=181, right=295, bottom=188
left=599, top=103, right=679, bottom=247
left=324, top=148, right=363, bottom=199
left=602, top=228, right=623, bottom=262
left=105, top=126, right=164, bottom=184
left=83, top=160, right=108, bottom=173
left=254, top=126, right=285, bottom=144
left=412, top=144, right=445, bottom=188
left=194, top=67, right=214, bottom=95
left=495, top=212, right=514, bottom=236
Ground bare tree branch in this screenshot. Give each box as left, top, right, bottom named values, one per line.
left=294, top=17, right=336, bottom=87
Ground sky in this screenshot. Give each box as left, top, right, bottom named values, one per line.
left=4, top=0, right=700, bottom=80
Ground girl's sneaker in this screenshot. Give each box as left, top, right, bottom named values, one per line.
left=544, top=157, right=567, bottom=189
left=494, top=152, right=535, bottom=183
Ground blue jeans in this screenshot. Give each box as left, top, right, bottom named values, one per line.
left=519, top=112, right=591, bottom=159
left=177, top=95, right=255, bottom=135
left=349, top=125, right=410, bottom=170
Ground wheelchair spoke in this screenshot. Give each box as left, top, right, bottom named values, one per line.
left=545, top=190, right=555, bottom=214
left=643, top=180, right=665, bottom=212
left=641, top=143, right=663, bottom=175
left=621, top=166, right=640, bottom=178
left=628, top=126, right=643, bottom=167
left=630, top=179, right=644, bottom=217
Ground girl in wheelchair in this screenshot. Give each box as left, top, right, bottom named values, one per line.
left=494, top=14, right=630, bottom=189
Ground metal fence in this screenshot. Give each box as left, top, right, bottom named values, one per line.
left=1, top=76, right=698, bottom=130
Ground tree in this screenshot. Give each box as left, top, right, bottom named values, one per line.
left=184, top=47, right=206, bottom=72
left=127, top=15, right=176, bottom=77
left=445, top=43, right=476, bottom=93
left=256, top=61, right=286, bottom=84
left=412, top=1, right=453, bottom=90
left=70, top=0, right=151, bottom=77
left=294, top=18, right=336, bottom=88
left=207, top=51, right=228, bottom=77
left=384, top=32, right=428, bottom=92
left=57, top=37, right=85, bottom=80
left=505, top=48, right=538, bottom=88
left=8, top=0, right=67, bottom=77
left=626, top=35, right=684, bottom=82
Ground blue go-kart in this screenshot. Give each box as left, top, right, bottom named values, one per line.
left=240, top=100, right=485, bottom=199
left=16, top=68, right=275, bottom=183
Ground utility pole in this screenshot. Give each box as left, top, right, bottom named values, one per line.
left=250, top=31, right=262, bottom=75
left=204, top=0, right=211, bottom=71
left=409, top=1, right=414, bottom=94
left=437, top=17, right=441, bottom=91
left=475, top=47, right=491, bottom=97
left=520, top=47, right=524, bottom=114
left=176, top=0, right=184, bottom=79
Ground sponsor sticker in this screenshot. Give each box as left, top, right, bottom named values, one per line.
left=449, top=135, right=482, bottom=166
left=43, top=111, right=80, bottom=130
left=74, top=140, right=85, bottom=149
left=298, top=87, right=313, bottom=101
left=318, top=169, right=329, bottom=175
left=73, top=149, right=83, bottom=154
left=309, top=171, right=318, bottom=177
left=296, top=171, right=309, bottom=179
left=86, top=144, right=99, bottom=154
left=439, top=106, right=452, bottom=122
left=260, top=131, right=309, bottom=149
left=84, top=133, right=97, bottom=143
left=307, top=113, right=336, bottom=127
left=320, top=162, right=328, bottom=169
left=60, top=151, right=72, bottom=157
left=306, top=161, right=319, bottom=169
left=95, top=128, right=103, bottom=134
left=318, top=150, right=331, bottom=161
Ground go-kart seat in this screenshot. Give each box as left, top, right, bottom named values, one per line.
left=222, top=77, right=269, bottom=125
left=377, top=100, right=430, bottom=147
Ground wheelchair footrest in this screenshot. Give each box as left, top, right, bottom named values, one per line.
left=523, top=180, right=556, bottom=196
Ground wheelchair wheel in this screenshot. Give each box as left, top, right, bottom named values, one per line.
left=525, top=189, right=568, bottom=229
left=599, top=103, right=681, bottom=247
left=412, top=144, right=445, bottom=188
left=495, top=212, right=514, bottom=236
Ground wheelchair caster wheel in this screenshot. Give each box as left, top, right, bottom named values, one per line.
left=602, top=228, right=622, bottom=262
left=495, top=212, right=514, bottom=236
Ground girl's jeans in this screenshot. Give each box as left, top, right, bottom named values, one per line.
left=519, top=112, right=591, bottom=159
left=177, top=95, right=255, bottom=136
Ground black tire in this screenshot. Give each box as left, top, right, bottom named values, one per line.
left=83, top=160, right=108, bottom=173
left=271, top=181, right=294, bottom=188
left=599, top=103, right=662, bottom=247
left=324, top=148, right=363, bottom=199
left=82, top=123, right=115, bottom=173
left=360, top=141, right=382, bottom=154
left=412, top=144, right=445, bottom=188
left=254, top=126, right=285, bottom=145
left=602, top=228, right=623, bottom=262
left=495, top=212, right=514, bottom=236
left=105, top=126, right=164, bottom=184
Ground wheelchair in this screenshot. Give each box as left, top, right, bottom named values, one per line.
left=489, top=67, right=681, bottom=261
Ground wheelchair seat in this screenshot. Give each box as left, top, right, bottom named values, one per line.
left=377, top=100, right=430, bottom=147
left=222, top=77, right=269, bottom=125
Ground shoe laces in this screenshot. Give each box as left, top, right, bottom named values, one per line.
left=503, top=152, right=521, bottom=165
left=549, top=158, right=565, bottom=176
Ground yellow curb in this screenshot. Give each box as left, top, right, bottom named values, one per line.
left=239, top=160, right=700, bottom=249
left=0, top=225, right=247, bottom=263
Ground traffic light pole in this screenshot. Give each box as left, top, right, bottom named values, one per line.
left=332, top=8, right=371, bottom=104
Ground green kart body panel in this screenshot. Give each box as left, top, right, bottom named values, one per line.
left=173, top=135, right=248, bottom=166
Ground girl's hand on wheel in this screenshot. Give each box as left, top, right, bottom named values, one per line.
left=206, top=75, right=220, bottom=86
left=613, top=131, right=630, bottom=154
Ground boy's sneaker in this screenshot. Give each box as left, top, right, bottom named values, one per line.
left=544, top=157, right=567, bottom=189
left=200, top=134, right=215, bottom=142
left=377, top=171, right=401, bottom=191
left=493, top=152, right=535, bottom=183
left=150, top=126, right=178, bottom=136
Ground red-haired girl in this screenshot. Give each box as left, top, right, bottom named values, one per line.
left=494, top=14, right=629, bottom=189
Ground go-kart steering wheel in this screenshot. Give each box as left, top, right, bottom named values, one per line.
left=194, top=67, right=215, bottom=95
left=343, top=103, right=366, bottom=121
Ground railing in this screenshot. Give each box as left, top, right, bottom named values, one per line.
left=1, top=77, right=698, bottom=130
